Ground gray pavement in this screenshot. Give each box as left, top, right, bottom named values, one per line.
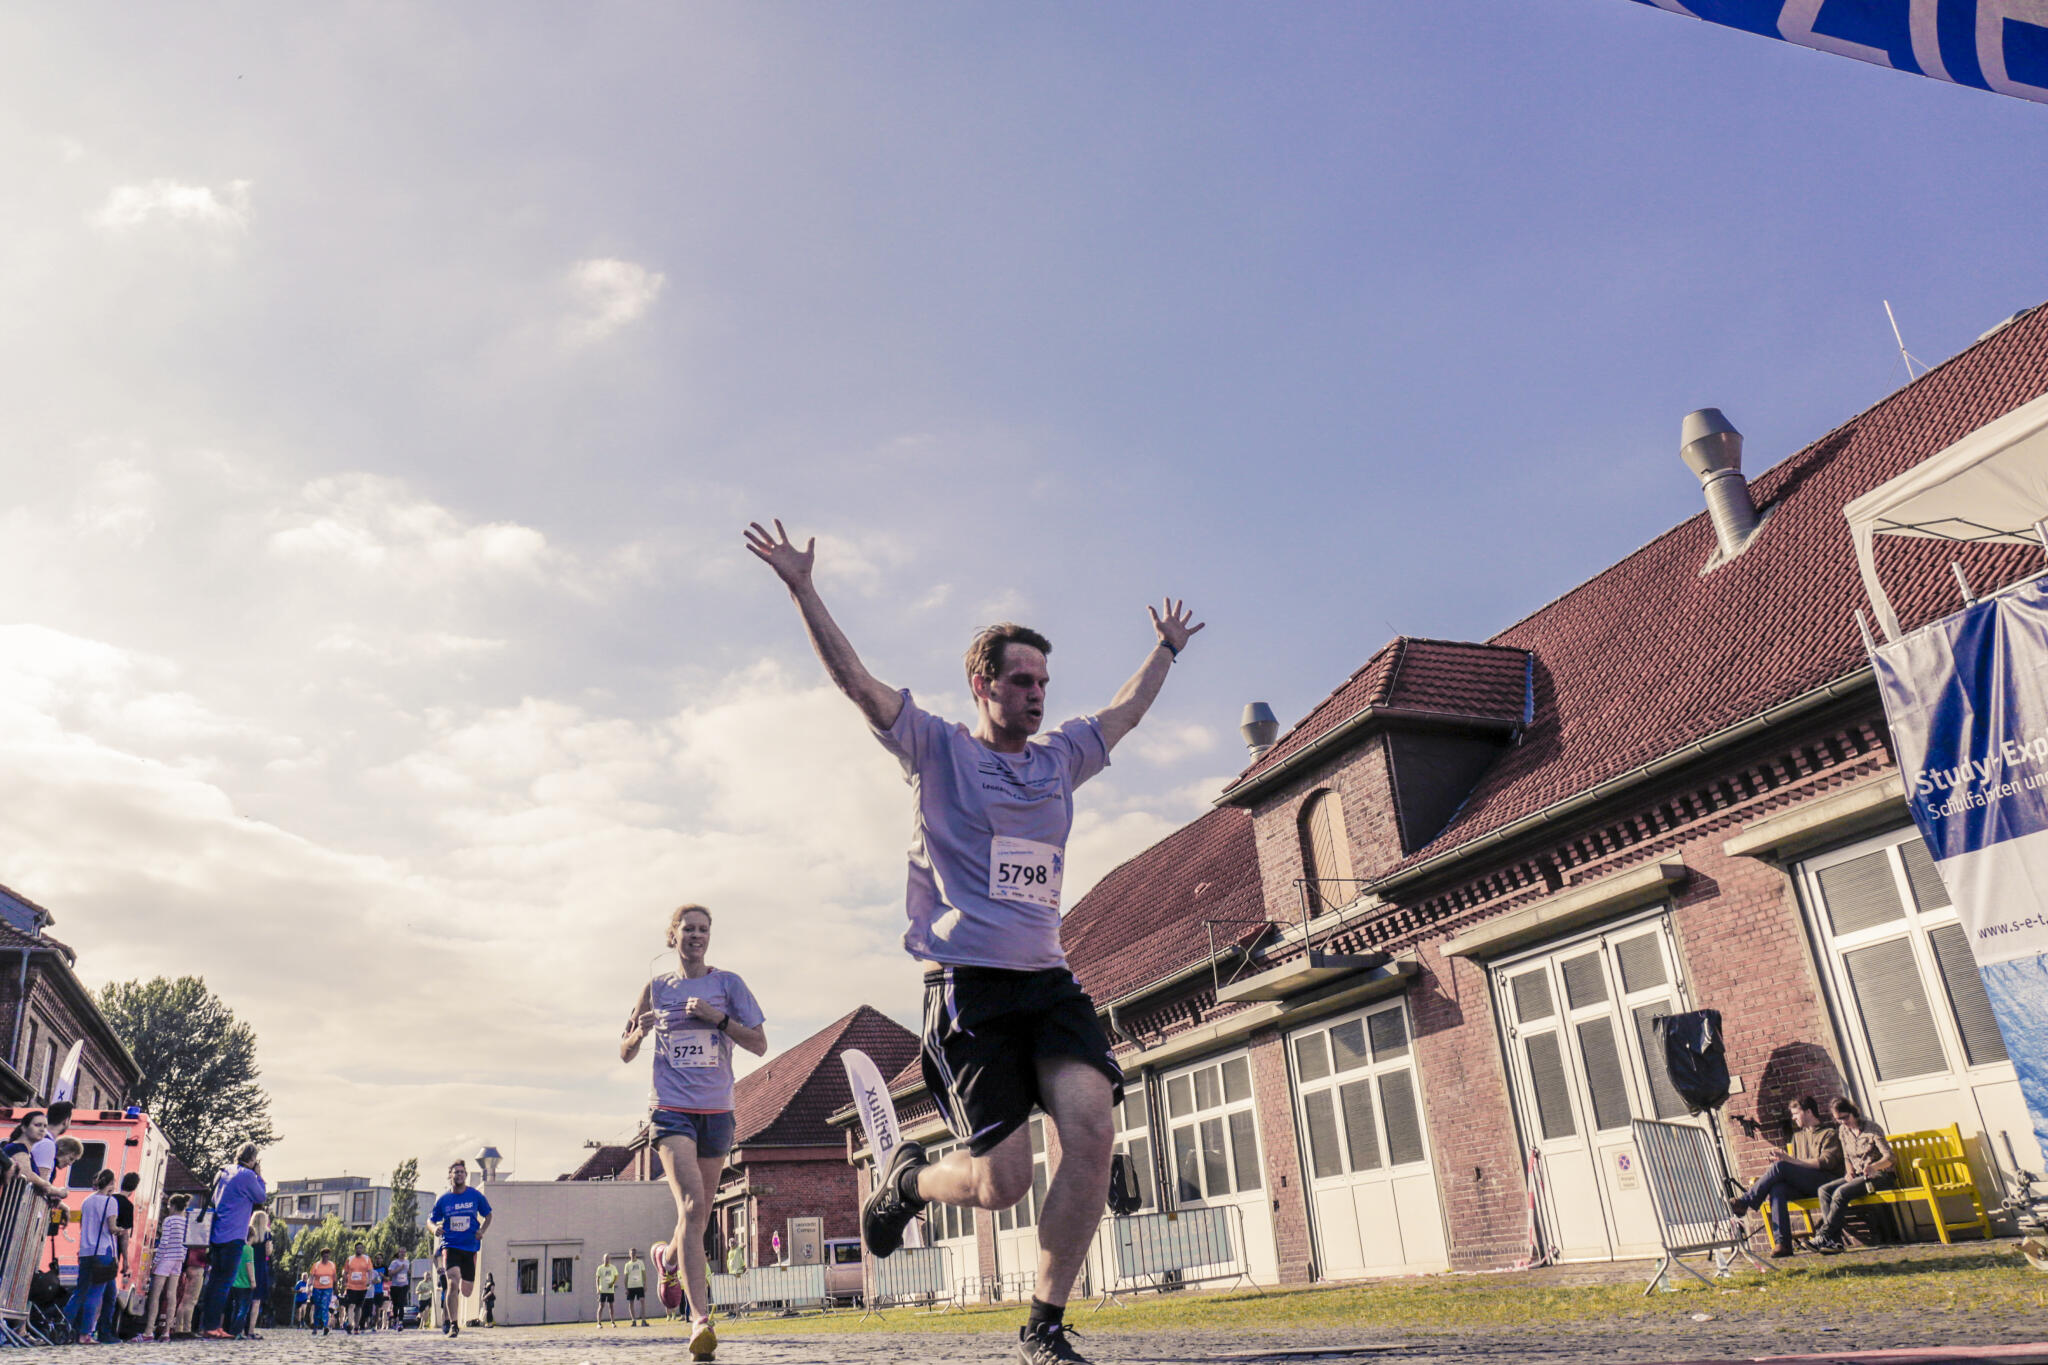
left=69, top=1320, right=2048, bottom=1365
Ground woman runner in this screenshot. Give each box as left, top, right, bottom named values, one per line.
left=620, top=903, right=767, bottom=1360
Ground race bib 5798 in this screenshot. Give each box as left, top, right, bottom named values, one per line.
left=989, top=836, right=1063, bottom=910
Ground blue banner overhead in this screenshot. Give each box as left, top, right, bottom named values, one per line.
left=1875, top=577, right=2048, bottom=1170
left=1629, top=0, right=2048, bottom=105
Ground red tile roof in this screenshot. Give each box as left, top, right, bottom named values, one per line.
left=559, top=1145, right=634, bottom=1182
left=1391, top=305, right=2048, bottom=874
left=1226, top=639, right=1530, bottom=794
left=1060, top=805, right=1273, bottom=1005
left=1063, top=303, right=2048, bottom=1001
left=731, top=1005, right=920, bottom=1149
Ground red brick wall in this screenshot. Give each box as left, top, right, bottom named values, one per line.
left=1248, top=733, right=1402, bottom=920
left=1245, top=1027, right=1312, bottom=1284
left=742, top=1152, right=861, bottom=1261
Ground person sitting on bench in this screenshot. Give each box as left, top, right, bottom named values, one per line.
left=1729, top=1095, right=1843, bottom=1256
left=1808, top=1097, right=1896, bottom=1253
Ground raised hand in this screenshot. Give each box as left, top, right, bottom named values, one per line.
left=743, top=520, right=815, bottom=589
left=1148, top=598, right=1206, bottom=656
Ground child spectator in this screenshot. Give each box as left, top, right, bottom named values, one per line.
left=144, top=1192, right=192, bottom=1340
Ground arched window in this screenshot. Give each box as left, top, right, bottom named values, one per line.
left=1299, top=789, right=1356, bottom=912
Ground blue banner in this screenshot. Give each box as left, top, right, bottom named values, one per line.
left=1629, top=1, right=2048, bottom=106
left=1875, top=577, right=2048, bottom=1170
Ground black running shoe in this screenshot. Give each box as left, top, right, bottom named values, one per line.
left=1018, top=1323, right=1091, bottom=1363
left=860, top=1140, right=927, bottom=1259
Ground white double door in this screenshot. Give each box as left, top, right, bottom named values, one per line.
left=1798, top=828, right=2031, bottom=1201
left=1494, top=912, right=1695, bottom=1262
left=1288, top=998, right=1448, bottom=1281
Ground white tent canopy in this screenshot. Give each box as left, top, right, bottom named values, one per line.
left=1845, top=390, right=2048, bottom=640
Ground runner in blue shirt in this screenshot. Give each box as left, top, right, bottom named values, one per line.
left=428, top=1161, right=492, bottom=1339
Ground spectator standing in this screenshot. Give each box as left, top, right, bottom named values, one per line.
left=65, top=1168, right=121, bottom=1344
left=481, top=1271, right=496, bottom=1327
left=307, top=1251, right=338, bottom=1334
left=172, top=1206, right=210, bottom=1336
left=144, top=1192, right=191, bottom=1340
left=249, top=1208, right=272, bottom=1329
left=1809, top=1098, right=1898, bottom=1253
left=226, top=1236, right=256, bottom=1338
left=387, top=1252, right=411, bottom=1329
left=199, top=1141, right=267, bottom=1339
left=2, top=1112, right=65, bottom=1203
left=95, top=1170, right=141, bottom=1341
left=32, top=1101, right=73, bottom=1272
left=622, top=1248, right=647, bottom=1326
left=595, top=1253, right=619, bottom=1328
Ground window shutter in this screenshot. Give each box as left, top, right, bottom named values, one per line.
left=1523, top=1032, right=1577, bottom=1139
left=1843, top=937, right=1948, bottom=1080
left=1576, top=1017, right=1634, bottom=1131
left=1928, top=923, right=2007, bottom=1066
left=1818, top=850, right=1906, bottom=935
left=1379, top=1071, right=1427, bottom=1167
left=1304, top=1091, right=1344, bottom=1179
left=1339, top=1079, right=1382, bottom=1172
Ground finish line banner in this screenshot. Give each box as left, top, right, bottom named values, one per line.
left=1629, top=1, right=2048, bottom=106
left=1874, top=576, right=2048, bottom=1170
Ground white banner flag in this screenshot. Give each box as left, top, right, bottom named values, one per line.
left=1874, top=576, right=2048, bottom=1168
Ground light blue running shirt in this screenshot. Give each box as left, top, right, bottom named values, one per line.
left=648, top=968, right=764, bottom=1113
left=872, top=690, right=1110, bottom=971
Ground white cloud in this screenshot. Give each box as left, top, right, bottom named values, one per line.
left=267, top=473, right=555, bottom=580
left=1128, top=721, right=1217, bottom=766
left=90, top=178, right=251, bottom=235
left=72, top=458, right=160, bottom=543
left=563, top=257, right=665, bottom=345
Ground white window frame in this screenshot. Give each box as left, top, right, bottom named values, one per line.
left=1290, top=997, right=1432, bottom=1183
left=1161, top=1050, right=1262, bottom=1206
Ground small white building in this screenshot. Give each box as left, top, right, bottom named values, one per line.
left=461, top=1179, right=679, bottom=1326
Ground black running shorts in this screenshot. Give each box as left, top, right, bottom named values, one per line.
left=442, top=1248, right=477, bottom=1282
left=920, top=965, right=1123, bottom=1156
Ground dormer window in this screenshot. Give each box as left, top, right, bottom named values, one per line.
left=1299, top=789, right=1356, bottom=913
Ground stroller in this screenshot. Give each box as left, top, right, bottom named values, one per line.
left=24, top=1268, right=70, bottom=1345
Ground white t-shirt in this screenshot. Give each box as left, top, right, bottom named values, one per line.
left=78, top=1192, right=120, bottom=1258
left=28, top=1135, right=54, bottom=1179
left=872, top=691, right=1109, bottom=970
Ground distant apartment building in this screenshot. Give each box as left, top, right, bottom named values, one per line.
left=272, top=1176, right=431, bottom=1235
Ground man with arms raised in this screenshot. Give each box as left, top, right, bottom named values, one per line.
left=747, top=520, right=1201, bottom=1365
left=429, top=1160, right=492, bottom=1338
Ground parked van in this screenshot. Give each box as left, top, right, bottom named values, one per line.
left=823, top=1237, right=863, bottom=1306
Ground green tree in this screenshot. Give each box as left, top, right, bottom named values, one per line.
left=96, top=976, right=279, bottom=1177
left=376, top=1159, right=421, bottom=1262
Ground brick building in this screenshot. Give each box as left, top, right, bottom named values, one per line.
left=567, top=1005, right=919, bottom=1271
left=835, top=301, right=2048, bottom=1286
left=0, top=885, right=139, bottom=1114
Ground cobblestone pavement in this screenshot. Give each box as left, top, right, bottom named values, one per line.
left=70, top=1320, right=2048, bottom=1365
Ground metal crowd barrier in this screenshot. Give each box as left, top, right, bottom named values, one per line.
left=1092, top=1204, right=1255, bottom=1307
left=857, top=1245, right=955, bottom=1319
left=1632, top=1118, right=1773, bottom=1295
left=0, top=1170, right=51, bottom=1347
left=706, top=1263, right=830, bottom=1316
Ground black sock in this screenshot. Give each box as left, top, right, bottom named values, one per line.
left=1027, top=1298, right=1063, bottom=1334
left=895, top=1161, right=927, bottom=1208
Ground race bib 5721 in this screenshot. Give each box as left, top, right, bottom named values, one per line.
left=659, top=1029, right=721, bottom=1069
left=989, top=836, right=1063, bottom=910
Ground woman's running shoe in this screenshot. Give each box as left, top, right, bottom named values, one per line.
left=653, top=1242, right=685, bottom=1312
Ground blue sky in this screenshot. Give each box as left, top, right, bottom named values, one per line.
left=1, top=3, right=2043, bottom=1179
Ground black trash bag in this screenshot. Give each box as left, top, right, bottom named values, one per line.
left=1655, top=1008, right=1730, bottom=1114
left=1106, top=1152, right=1143, bottom=1216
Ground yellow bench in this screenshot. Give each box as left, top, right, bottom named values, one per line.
left=1765, top=1123, right=1992, bottom=1251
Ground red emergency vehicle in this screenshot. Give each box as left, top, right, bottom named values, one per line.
left=2, top=1107, right=171, bottom=1314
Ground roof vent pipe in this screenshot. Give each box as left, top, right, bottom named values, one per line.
left=1680, top=408, right=1760, bottom=559
left=1242, top=702, right=1279, bottom=761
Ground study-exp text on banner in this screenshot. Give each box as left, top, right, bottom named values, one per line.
left=1875, top=575, right=2048, bottom=1169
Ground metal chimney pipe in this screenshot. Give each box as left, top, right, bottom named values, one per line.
left=1241, top=702, right=1279, bottom=761
left=1680, top=408, right=1759, bottom=559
